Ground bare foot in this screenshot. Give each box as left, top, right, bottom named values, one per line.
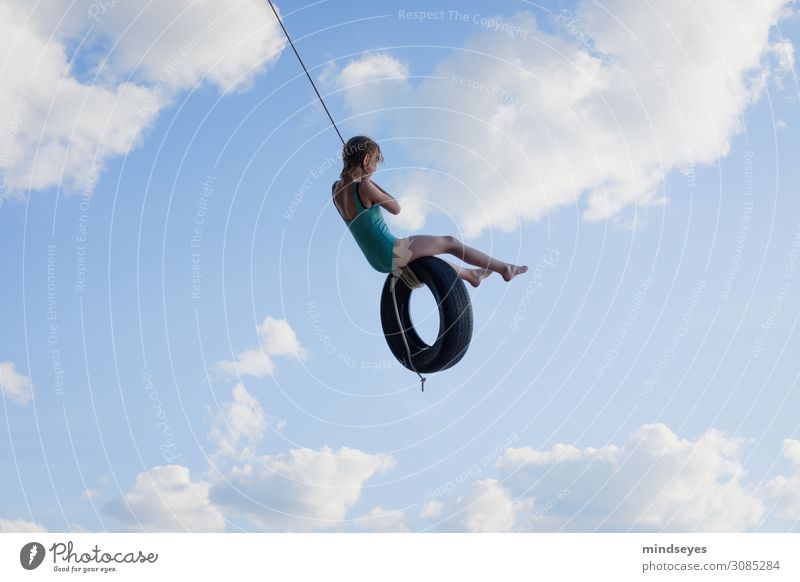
left=501, top=263, right=528, bottom=282
left=462, top=268, right=493, bottom=288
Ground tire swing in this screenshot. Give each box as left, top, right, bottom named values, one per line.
left=265, top=2, right=474, bottom=390
left=381, top=257, right=473, bottom=390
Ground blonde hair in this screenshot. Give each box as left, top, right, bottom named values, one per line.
left=340, top=135, right=383, bottom=181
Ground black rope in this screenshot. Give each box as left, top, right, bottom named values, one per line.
left=266, top=0, right=345, bottom=145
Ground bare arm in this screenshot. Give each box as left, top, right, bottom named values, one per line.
left=360, top=177, right=401, bottom=215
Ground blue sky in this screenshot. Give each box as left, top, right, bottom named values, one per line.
left=1, top=0, right=799, bottom=533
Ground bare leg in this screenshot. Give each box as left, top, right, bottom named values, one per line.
left=394, top=235, right=528, bottom=282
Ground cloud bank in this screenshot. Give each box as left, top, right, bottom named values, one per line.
left=108, top=382, right=393, bottom=532
left=0, top=0, right=284, bottom=200
left=329, top=1, right=794, bottom=235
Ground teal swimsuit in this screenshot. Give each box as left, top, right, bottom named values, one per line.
left=335, top=180, right=397, bottom=273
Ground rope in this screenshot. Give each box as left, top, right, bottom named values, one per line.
left=390, top=270, right=427, bottom=392
left=266, top=2, right=426, bottom=391
left=266, top=0, right=345, bottom=145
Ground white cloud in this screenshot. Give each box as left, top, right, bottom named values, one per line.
left=0, top=361, right=34, bottom=405
left=496, top=423, right=764, bottom=532
left=762, top=38, right=795, bottom=90
left=257, top=316, right=307, bottom=359
left=208, top=382, right=268, bottom=458
left=425, top=478, right=526, bottom=533
left=0, top=517, right=48, bottom=533
left=0, top=0, right=284, bottom=199
left=213, top=347, right=277, bottom=378
left=210, top=446, right=394, bottom=531
left=105, top=465, right=225, bottom=532
left=333, top=2, right=793, bottom=237
left=324, top=52, right=411, bottom=129
left=213, top=316, right=307, bottom=379
left=352, top=506, right=409, bottom=532
left=424, top=478, right=526, bottom=533
left=456, top=479, right=516, bottom=533
left=86, top=0, right=285, bottom=94
left=420, top=499, right=443, bottom=519
left=383, top=170, right=442, bottom=232
left=762, top=439, right=800, bottom=520
left=339, top=52, right=410, bottom=87
left=782, top=439, right=800, bottom=466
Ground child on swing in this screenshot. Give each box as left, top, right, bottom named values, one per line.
left=331, top=135, right=528, bottom=286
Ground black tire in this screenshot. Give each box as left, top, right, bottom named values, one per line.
left=380, top=256, right=473, bottom=373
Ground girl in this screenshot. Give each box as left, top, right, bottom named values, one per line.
left=332, top=135, right=528, bottom=286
